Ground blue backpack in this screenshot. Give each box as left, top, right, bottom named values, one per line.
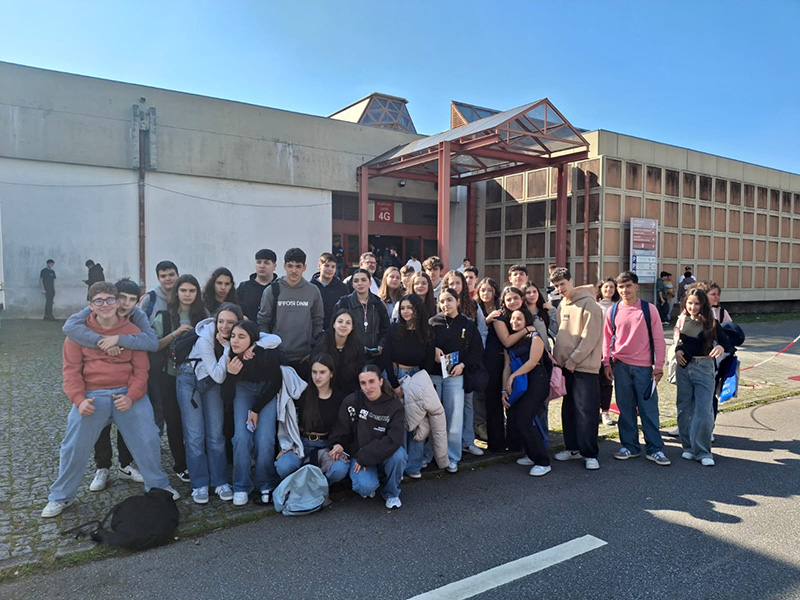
left=609, top=300, right=655, bottom=365
left=272, top=465, right=330, bottom=516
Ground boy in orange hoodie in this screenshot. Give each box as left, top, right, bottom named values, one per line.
left=42, top=282, right=178, bottom=518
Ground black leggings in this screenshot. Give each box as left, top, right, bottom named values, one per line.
left=507, top=366, right=550, bottom=466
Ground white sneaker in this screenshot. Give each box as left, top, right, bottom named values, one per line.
left=118, top=463, right=144, bottom=483
left=585, top=458, right=600, bottom=470
left=681, top=451, right=694, bottom=460
left=192, top=486, right=209, bottom=504
left=385, top=497, right=402, bottom=509
left=516, top=456, right=534, bottom=466
left=446, top=461, right=458, bottom=473
left=554, top=450, right=582, bottom=461
left=261, top=490, right=272, bottom=504
left=465, top=444, right=485, bottom=456
left=215, top=484, right=233, bottom=501
left=529, top=465, right=552, bottom=477
left=700, top=457, right=715, bottom=467
left=163, top=485, right=181, bottom=501
left=89, top=468, right=110, bottom=492
left=233, top=492, right=249, bottom=506
left=666, top=427, right=680, bottom=437
left=601, top=412, right=615, bottom=426
left=41, top=500, right=72, bottom=518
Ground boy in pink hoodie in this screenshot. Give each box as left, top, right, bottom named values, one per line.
left=42, top=282, right=177, bottom=518
left=602, top=271, right=669, bottom=465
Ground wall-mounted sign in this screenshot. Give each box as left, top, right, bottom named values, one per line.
left=629, top=217, right=658, bottom=284
left=375, top=200, right=394, bottom=223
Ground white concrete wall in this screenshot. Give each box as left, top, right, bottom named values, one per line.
left=0, top=158, right=138, bottom=318
left=0, top=158, right=330, bottom=318
left=448, top=186, right=468, bottom=271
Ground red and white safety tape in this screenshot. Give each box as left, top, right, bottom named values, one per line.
left=740, top=333, right=800, bottom=372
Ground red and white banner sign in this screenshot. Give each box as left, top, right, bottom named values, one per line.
left=375, top=201, right=394, bottom=223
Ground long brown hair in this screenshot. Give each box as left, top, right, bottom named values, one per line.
left=682, top=288, right=716, bottom=352
left=409, top=271, right=436, bottom=317
left=378, top=266, right=404, bottom=304
left=442, top=270, right=477, bottom=320
left=301, top=353, right=337, bottom=433
left=168, top=274, right=207, bottom=328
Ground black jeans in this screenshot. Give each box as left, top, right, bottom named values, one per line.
left=484, top=350, right=508, bottom=452
left=561, top=370, right=600, bottom=459
left=507, top=366, right=550, bottom=466
left=599, top=365, right=613, bottom=412
left=44, top=290, right=55, bottom=319
left=94, top=424, right=133, bottom=469
left=150, top=370, right=187, bottom=473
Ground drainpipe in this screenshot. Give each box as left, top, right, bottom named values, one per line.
left=138, top=129, right=147, bottom=294
left=583, top=165, right=590, bottom=284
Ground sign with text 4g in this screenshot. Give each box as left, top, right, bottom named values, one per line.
left=374, top=201, right=395, bottom=223
left=629, top=217, right=658, bottom=284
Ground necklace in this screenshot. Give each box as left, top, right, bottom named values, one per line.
left=361, top=301, right=369, bottom=328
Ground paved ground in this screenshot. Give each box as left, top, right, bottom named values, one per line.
left=2, top=394, right=798, bottom=600
left=0, top=316, right=798, bottom=579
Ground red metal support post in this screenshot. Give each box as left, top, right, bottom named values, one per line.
left=556, top=163, right=568, bottom=268
left=358, top=167, right=369, bottom=255
left=437, top=141, right=452, bottom=268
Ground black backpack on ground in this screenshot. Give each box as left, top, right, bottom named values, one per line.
left=63, top=488, right=179, bottom=551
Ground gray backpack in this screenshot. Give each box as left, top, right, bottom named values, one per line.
left=272, top=464, right=330, bottom=516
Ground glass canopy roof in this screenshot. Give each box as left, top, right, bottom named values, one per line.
left=364, top=98, right=589, bottom=182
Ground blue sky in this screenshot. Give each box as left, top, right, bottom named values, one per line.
left=2, top=0, right=798, bottom=173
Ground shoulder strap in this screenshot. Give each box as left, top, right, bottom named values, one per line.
left=144, top=290, right=157, bottom=317
left=640, top=300, right=655, bottom=365
left=269, top=282, right=281, bottom=334
left=609, top=301, right=620, bottom=357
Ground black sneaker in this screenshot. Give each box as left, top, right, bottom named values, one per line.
left=176, top=470, right=190, bottom=483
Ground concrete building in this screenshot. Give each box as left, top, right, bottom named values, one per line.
left=1, top=61, right=797, bottom=317
left=476, top=130, right=800, bottom=306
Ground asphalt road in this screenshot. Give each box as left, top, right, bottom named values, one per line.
left=3, top=397, right=799, bottom=600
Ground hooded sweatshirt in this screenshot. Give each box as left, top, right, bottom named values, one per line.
left=237, top=272, right=278, bottom=322
left=328, top=390, right=405, bottom=467
left=187, top=317, right=229, bottom=383
left=138, top=285, right=169, bottom=325
left=310, top=272, right=349, bottom=330
left=257, top=277, right=324, bottom=362
left=553, top=284, right=604, bottom=373
left=62, top=313, right=149, bottom=405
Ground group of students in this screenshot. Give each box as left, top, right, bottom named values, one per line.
left=42, top=247, right=737, bottom=518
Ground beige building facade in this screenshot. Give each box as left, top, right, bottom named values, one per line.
left=476, top=130, right=800, bottom=304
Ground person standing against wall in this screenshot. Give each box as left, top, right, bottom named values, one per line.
left=84, top=259, right=105, bottom=294
left=40, top=259, right=57, bottom=320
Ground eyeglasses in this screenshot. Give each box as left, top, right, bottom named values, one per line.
left=91, top=297, right=118, bottom=306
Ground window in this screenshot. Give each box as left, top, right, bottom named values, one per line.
left=527, top=169, right=548, bottom=198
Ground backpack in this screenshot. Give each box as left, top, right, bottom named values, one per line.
left=272, top=464, right=330, bottom=516
left=267, top=281, right=281, bottom=334
left=63, top=488, right=179, bottom=551
left=609, top=300, right=655, bottom=365
left=171, top=330, right=200, bottom=367
left=143, top=290, right=157, bottom=318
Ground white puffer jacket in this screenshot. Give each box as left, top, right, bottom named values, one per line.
left=400, top=370, right=449, bottom=469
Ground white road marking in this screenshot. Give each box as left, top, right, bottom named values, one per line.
left=406, top=534, right=607, bottom=600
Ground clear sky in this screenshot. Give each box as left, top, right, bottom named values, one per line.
left=2, top=0, right=798, bottom=174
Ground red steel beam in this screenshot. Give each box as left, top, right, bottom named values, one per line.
left=437, top=141, right=451, bottom=269
left=556, top=163, right=568, bottom=267
left=358, top=166, right=369, bottom=254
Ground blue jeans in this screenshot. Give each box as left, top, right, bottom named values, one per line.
left=612, top=361, right=664, bottom=455
left=429, top=374, right=464, bottom=464
left=176, top=369, right=228, bottom=489
left=676, top=357, right=715, bottom=460
left=231, top=380, right=278, bottom=494
left=350, top=446, right=407, bottom=500
left=274, top=437, right=349, bottom=483
left=462, top=391, right=475, bottom=447
left=49, top=387, right=169, bottom=503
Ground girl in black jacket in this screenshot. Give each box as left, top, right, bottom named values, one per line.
left=223, top=320, right=282, bottom=506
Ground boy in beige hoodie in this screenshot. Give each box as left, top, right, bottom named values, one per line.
left=550, top=268, right=603, bottom=470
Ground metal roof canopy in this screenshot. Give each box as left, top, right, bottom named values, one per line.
left=356, top=98, right=590, bottom=268
left=362, top=98, right=589, bottom=185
